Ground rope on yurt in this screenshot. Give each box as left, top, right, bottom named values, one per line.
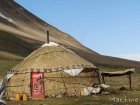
left=60, top=72, right=67, bottom=94
left=73, top=76, right=78, bottom=96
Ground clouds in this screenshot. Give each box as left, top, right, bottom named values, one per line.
left=114, top=53, right=140, bottom=61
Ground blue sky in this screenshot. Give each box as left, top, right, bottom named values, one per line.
left=15, top=0, right=140, bottom=61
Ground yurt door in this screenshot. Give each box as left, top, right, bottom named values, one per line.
left=31, top=72, right=45, bottom=99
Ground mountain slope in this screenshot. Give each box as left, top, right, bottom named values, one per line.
left=0, top=0, right=140, bottom=68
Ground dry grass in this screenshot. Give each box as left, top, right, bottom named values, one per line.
left=7, top=91, right=140, bottom=105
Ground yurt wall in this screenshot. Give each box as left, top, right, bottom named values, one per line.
left=6, top=73, right=31, bottom=98
left=6, top=70, right=98, bottom=98
left=44, top=70, right=98, bottom=96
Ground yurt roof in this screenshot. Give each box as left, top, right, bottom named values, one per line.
left=9, top=42, right=97, bottom=73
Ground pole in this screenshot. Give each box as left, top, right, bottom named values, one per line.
left=96, top=69, right=101, bottom=84
left=102, top=74, right=105, bottom=84
left=128, top=74, right=132, bottom=90
left=47, top=30, right=49, bottom=44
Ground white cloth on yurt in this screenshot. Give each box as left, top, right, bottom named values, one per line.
left=6, top=73, right=14, bottom=80
left=41, top=42, right=59, bottom=47
left=0, top=79, right=6, bottom=105
left=63, top=68, right=83, bottom=76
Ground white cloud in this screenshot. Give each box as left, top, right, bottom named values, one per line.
left=114, top=53, right=140, bottom=62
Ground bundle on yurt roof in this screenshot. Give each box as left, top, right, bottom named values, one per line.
left=6, top=42, right=99, bottom=100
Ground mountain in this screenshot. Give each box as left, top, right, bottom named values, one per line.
left=0, top=0, right=140, bottom=68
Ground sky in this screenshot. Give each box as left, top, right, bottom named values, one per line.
left=15, top=0, right=140, bottom=61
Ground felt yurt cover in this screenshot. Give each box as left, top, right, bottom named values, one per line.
left=8, top=42, right=97, bottom=74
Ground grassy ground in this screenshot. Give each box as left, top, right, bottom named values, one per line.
left=7, top=91, right=140, bottom=105
left=0, top=59, right=20, bottom=77
left=0, top=59, right=140, bottom=105
left=0, top=30, right=41, bottom=59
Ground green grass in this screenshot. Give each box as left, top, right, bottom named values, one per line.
left=0, top=59, right=140, bottom=105
left=0, top=30, right=41, bottom=57
left=0, top=59, right=20, bottom=77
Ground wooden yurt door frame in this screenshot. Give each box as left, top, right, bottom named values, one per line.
left=31, top=72, right=45, bottom=99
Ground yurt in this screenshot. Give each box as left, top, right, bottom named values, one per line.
left=6, top=42, right=99, bottom=99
